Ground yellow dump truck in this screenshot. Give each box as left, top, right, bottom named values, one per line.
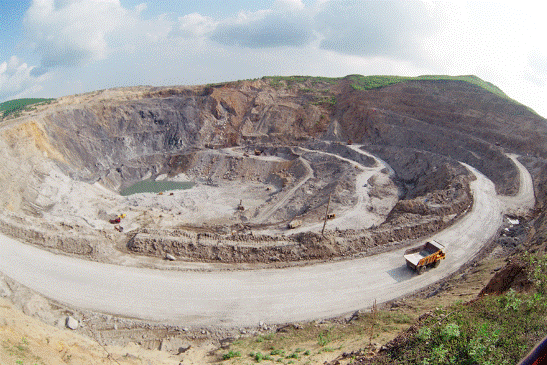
left=404, top=240, right=445, bottom=274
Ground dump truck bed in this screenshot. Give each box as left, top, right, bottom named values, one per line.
left=404, top=249, right=434, bottom=266
left=404, top=240, right=445, bottom=268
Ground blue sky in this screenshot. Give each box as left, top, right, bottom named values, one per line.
left=1, top=0, right=547, bottom=117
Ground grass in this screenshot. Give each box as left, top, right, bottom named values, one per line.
left=2, top=337, right=43, bottom=365
left=215, top=308, right=415, bottom=364
left=311, top=95, right=337, bottom=107
left=346, top=74, right=508, bottom=98
left=262, top=74, right=509, bottom=98
left=222, top=350, right=241, bottom=360
left=381, top=293, right=546, bottom=364
left=263, top=76, right=339, bottom=89
left=259, top=74, right=536, bottom=113
left=374, top=251, right=547, bottom=364
left=0, top=98, right=53, bottom=120
left=317, top=331, right=332, bottom=346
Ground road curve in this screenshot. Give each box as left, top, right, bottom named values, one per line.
left=500, top=154, right=535, bottom=214
left=0, top=156, right=534, bottom=328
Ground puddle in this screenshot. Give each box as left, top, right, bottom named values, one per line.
left=120, top=180, right=194, bottom=196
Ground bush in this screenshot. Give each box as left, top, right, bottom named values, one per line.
left=383, top=288, right=547, bottom=364
left=441, top=323, right=460, bottom=340
left=222, top=350, right=241, bottom=360
left=524, top=252, right=547, bottom=294
left=250, top=351, right=272, bottom=362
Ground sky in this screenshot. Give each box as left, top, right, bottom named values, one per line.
left=1, top=0, right=547, bottom=117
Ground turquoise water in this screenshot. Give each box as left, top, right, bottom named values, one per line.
left=120, top=180, right=194, bottom=196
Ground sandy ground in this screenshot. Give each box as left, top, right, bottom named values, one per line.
left=0, top=296, right=186, bottom=365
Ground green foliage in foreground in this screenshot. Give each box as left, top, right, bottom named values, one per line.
left=222, top=350, right=241, bottom=360
left=0, top=98, right=53, bottom=120
left=378, top=252, right=547, bottom=365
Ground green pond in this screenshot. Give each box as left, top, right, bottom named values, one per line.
left=120, top=180, right=194, bottom=196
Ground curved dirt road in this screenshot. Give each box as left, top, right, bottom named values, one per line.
left=0, top=156, right=534, bottom=328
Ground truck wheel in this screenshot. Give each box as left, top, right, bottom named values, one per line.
left=417, top=266, right=425, bottom=275
left=433, top=260, right=441, bottom=268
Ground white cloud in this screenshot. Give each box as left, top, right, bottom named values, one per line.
left=210, top=4, right=314, bottom=48
left=314, top=0, right=438, bottom=61
left=0, top=56, right=51, bottom=101
left=23, top=0, right=141, bottom=71
left=134, top=2, right=147, bottom=15
left=526, top=50, right=547, bottom=87
left=416, top=2, right=547, bottom=116
left=273, top=0, right=305, bottom=11
left=172, top=13, right=217, bottom=38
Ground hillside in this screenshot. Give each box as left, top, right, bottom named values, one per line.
left=1, top=74, right=547, bottom=364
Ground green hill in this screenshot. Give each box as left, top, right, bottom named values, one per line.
left=0, top=98, right=53, bottom=120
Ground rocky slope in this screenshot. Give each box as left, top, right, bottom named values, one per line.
left=0, top=75, right=545, bottom=263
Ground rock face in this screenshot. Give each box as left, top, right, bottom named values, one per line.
left=65, top=316, right=79, bottom=330
left=0, top=277, right=11, bottom=298
left=26, top=78, right=544, bottom=194
left=0, top=75, right=545, bottom=262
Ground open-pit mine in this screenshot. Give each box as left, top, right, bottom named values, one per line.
left=0, top=75, right=542, bottom=335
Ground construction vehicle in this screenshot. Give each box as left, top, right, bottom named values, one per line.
left=288, top=219, right=302, bottom=229
left=109, top=213, right=126, bottom=224
left=404, top=240, right=445, bottom=274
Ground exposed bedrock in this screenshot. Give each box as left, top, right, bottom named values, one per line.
left=0, top=76, right=543, bottom=262
left=125, top=148, right=473, bottom=263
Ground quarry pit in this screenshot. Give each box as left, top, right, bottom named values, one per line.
left=0, top=75, right=543, bottom=343
left=0, top=78, right=483, bottom=267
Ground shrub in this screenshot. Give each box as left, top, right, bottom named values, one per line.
left=318, top=331, right=332, bottom=346
left=499, top=288, right=522, bottom=311
left=417, top=327, right=431, bottom=341
left=222, top=350, right=241, bottom=360
left=441, top=323, right=460, bottom=340
left=524, top=252, right=547, bottom=294
left=270, top=349, right=284, bottom=356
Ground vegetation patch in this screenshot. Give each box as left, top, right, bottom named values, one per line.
left=212, top=256, right=535, bottom=364
left=347, top=74, right=507, bottom=96
left=260, top=74, right=532, bottom=112
left=1, top=337, right=43, bottom=365
left=214, top=308, right=415, bottom=364
left=0, top=98, right=53, bottom=120
left=374, top=252, right=547, bottom=364
left=263, top=76, right=339, bottom=89
left=311, top=95, right=337, bottom=107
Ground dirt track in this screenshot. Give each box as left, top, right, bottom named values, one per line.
left=0, top=156, right=534, bottom=328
